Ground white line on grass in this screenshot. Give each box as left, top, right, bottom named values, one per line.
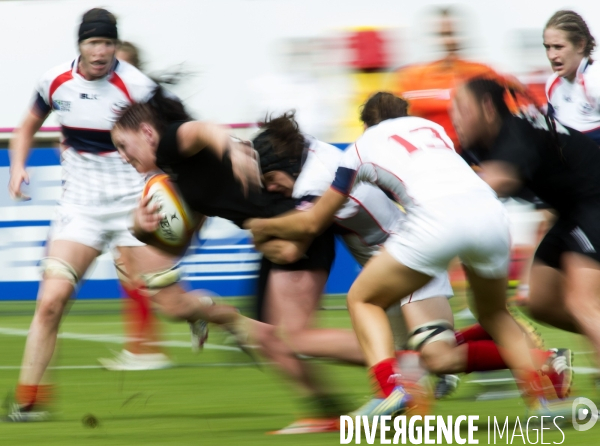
left=0, top=363, right=260, bottom=370
left=0, top=327, right=240, bottom=352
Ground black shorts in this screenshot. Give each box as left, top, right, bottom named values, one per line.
left=534, top=205, right=600, bottom=269
left=254, top=227, right=336, bottom=322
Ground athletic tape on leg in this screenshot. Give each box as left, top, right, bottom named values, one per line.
left=141, top=265, right=182, bottom=293
left=407, top=319, right=456, bottom=351
left=40, top=257, right=79, bottom=285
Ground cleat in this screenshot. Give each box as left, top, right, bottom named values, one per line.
left=5, top=405, right=50, bottom=422
left=348, top=386, right=411, bottom=421
left=223, top=316, right=263, bottom=369
left=98, top=350, right=173, bottom=371
left=527, top=398, right=574, bottom=428
left=434, top=374, right=460, bottom=400
left=189, top=319, right=209, bottom=352
left=189, top=290, right=218, bottom=352
left=543, top=348, right=573, bottom=400
left=189, top=293, right=216, bottom=352
left=269, top=418, right=339, bottom=435
left=3, top=394, right=50, bottom=423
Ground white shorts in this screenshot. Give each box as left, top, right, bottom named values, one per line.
left=385, top=194, right=510, bottom=279
left=48, top=203, right=145, bottom=252
left=344, top=233, right=454, bottom=306
left=503, top=198, right=545, bottom=247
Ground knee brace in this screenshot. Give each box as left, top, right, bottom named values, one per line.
left=407, top=320, right=456, bottom=351
left=40, top=257, right=79, bottom=286
left=140, top=265, right=182, bottom=295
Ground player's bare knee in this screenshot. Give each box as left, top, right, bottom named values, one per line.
left=420, top=345, right=455, bottom=374
left=35, top=296, right=67, bottom=328
left=527, top=298, right=548, bottom=321
left=564, top=292, right=596, bottom=317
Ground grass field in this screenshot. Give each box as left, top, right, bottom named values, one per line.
left=0, top=295, right=599, bottom=445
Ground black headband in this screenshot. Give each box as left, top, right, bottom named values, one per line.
left=253, top=130, right=306, bottom=178
left=78, top=19, right=118, bottom=43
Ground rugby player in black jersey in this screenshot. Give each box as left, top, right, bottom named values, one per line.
left=453, top=77, right=600, bottom=376
left=111, top=91, right=356, bottom=433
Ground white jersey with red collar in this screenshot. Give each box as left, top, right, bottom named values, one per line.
left=546, top=57, right=600, bottom=144
left=293, top=136, right=401, bottom=250
left=294, top=135, right=453, bottom=301
left=32, top=58, right=156, bottom=206
left=331, top=117, right=495, bottom=213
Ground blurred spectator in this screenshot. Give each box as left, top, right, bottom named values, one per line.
left=390, top=7, right=510, bottom=152
left=117, top=41, right=143, bottom=70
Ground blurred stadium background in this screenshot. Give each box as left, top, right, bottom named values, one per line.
left=1, top=0, right=600, bottom=444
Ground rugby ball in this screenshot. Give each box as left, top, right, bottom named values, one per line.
left=142, top=174, right=197, bottom=249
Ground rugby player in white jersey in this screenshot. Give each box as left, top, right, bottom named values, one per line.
left=544, top=10, right=600, bottom=145
left=249, top=100, right=571, bottom=416
left=6, top=8, right=235, bottom=421
left=246, top=93, right=555, bottom=417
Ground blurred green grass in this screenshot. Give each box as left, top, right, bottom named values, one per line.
left=0, top=295, right=598, bottom=445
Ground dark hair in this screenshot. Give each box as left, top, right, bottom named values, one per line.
left=113, top=87, right=192, bottom=135
left=464, top=78, right=512, bottom=118
left=252, top=111, right=306, bottom=177
left=78, top=8, right=118, bottom=43
left=118, top=41, right=142, bottom=69
left=360, top=92, right=408, bottom=127
left=466, top=77, right=566, bottom=159
left=545, top=10, right=596, bottom=57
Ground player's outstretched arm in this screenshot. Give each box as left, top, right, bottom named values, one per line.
left=8, top=110, right=48, bottom=200
left=177, top=122, right=260, bottom=193
left=480, top=160, right=522, bottom=197
left=245, top=188, right=346, bottom=242
left=177, top=121, right=232, bottom=158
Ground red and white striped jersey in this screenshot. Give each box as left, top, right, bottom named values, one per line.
left=31, top=58, right=156, bottom=206
left=293, top=136, right=401, bottom=248
left=332, top=117, right=495, bottom=213
left=546, top=57, right=600, bottom=144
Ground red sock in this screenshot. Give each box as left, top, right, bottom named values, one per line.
left=370, top=358, right=397, bottom=398
left=16, top=384, right=37, bottom=409
left=16, top=384, right=53, bottom=409
left=455, top=323, right=493, bottom=345
left=465, top=340, right=507, bottom=373
left=516, top=370, right=546, bottom=405
left=123, top=285, right=156, bottom=354
left=532, top=349, right=553, bottom=369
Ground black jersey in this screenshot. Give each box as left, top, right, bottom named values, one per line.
left=155, top=121, right=294, bottom=226
left=474, top=115, right=600, bottom=215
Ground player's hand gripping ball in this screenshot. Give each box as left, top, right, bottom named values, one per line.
left=141, top=174, right=197, bottom=253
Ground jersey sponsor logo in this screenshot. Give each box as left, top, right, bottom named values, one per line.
left=578, top=102, right=594, bottom=115
left=80, top=93, right=99, bottom=100
left=109, top=101, right=129, bottom=118
left=52, top=99, right=71, bottom=112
